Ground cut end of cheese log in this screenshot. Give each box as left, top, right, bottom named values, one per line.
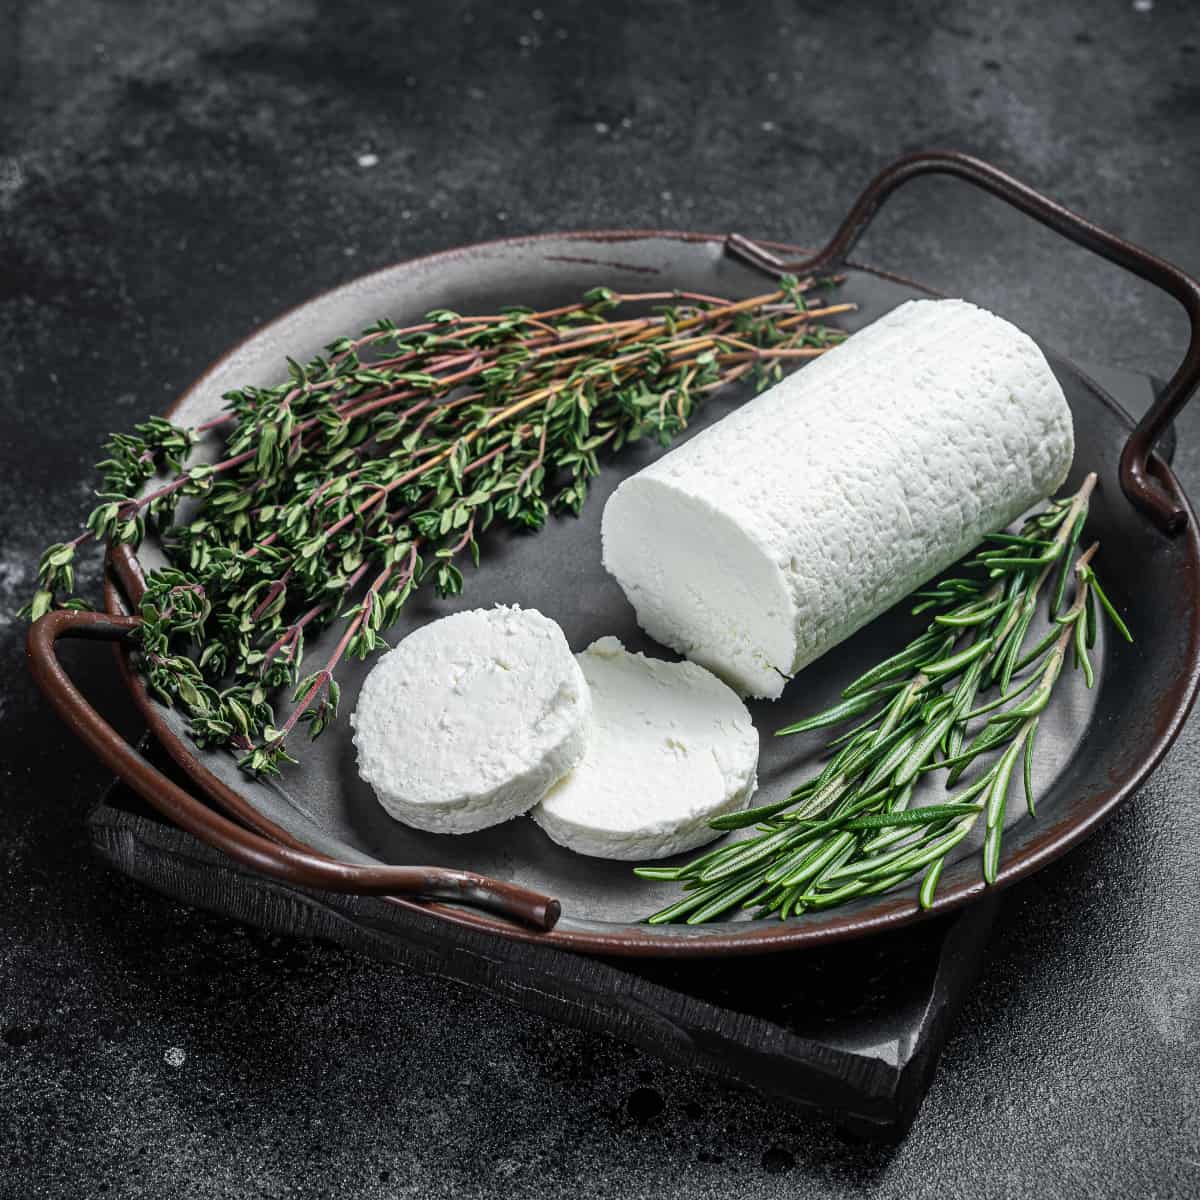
left=351, top=606, right=590, bottom=833
left=601, top=298, right=1075, bottom=698
left=531, top=637, right=758, bottom=861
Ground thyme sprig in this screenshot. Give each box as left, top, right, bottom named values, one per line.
left=638, top=473, right=1134, bottom=925
left=23, top=279, right=850, bottom=775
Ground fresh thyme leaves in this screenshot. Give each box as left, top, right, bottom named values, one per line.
left=22, top=280, right=850, bottom=776
left=637, top=472, right=1134, bottom=925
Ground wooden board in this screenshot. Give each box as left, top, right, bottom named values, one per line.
left=90, top=737, right=996, bottom=1136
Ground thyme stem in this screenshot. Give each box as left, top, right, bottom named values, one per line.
left=24, top=279, right=849, bottom=774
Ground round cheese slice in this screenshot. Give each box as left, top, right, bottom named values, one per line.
left=351, top=606, right=591, bottom=834
left=532, top=637, right=758, bottom=860
left=601, top=298, right=1074, bottom=698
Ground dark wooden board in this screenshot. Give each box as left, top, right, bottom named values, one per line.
left=90, top=737, right=996, bottom=1136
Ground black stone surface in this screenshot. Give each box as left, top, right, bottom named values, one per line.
left=2, top=1, right=1199, bottom=1196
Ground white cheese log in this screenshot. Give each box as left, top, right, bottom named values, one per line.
left=351, top=606, right=590, bottom=833
left=601, top=298, right=1074, bottom=698
left=531, top=638, right=758, bottom=860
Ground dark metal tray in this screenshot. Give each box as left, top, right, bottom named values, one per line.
left=27, top=153, right=1200, bottom=957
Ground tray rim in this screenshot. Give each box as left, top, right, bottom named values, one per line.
left=100, top=227, right=1200, bottom=957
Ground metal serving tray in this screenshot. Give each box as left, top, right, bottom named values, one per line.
left=28, top=153, right=1200, bottom=957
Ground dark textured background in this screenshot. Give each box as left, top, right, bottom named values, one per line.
left=2, top=1, right=1199, bottom=1196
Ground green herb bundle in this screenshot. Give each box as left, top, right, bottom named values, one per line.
left=637, top=473, right=1133, bottom=924
left=22, top=280, right=849, bottom=775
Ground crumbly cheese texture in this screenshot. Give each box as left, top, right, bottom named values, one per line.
left=531, top=637, right=758, bottom=860
left=601, top=298, right=1075, bottom=698
left=351, top=606, right=591, bottom=834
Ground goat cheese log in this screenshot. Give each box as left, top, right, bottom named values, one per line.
left=601, top=298, right=1074, bottom=699
left=532, top=638, right=758, bottom=860
left=351, top=606, right=591, bottom=833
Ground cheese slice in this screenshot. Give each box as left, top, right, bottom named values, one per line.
left=532, top=637, right=758, bottom=860
left=351, top=606, right=590, bottom=833
left=601, top=298, right=1074, bottom=698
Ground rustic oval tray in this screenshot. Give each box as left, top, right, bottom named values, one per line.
left=28, top=153, right=1200, bottom=956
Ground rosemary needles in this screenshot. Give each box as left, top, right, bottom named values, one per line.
left=22, top=279, right=849, bottom=775
left=637, top=473, right=1133, bottom=925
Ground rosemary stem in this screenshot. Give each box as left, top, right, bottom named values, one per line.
left=643, top=478, right=1124, bottom=926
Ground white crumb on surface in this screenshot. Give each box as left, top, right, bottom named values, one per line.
left=163, top=1047, right=186, bottom=1068
left=351, top=606, right=591, bottom=834
left=531, top=637, right=758, bottom=861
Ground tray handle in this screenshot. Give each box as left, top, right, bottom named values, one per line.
left=26, top=609, right=561, bottom=932
left=727, top=150, right=1200, bottom=535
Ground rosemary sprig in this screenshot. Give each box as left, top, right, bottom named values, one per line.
left=22, top=279, right=850, bottom=775
left=638, top=472, right=1134, bottom=925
